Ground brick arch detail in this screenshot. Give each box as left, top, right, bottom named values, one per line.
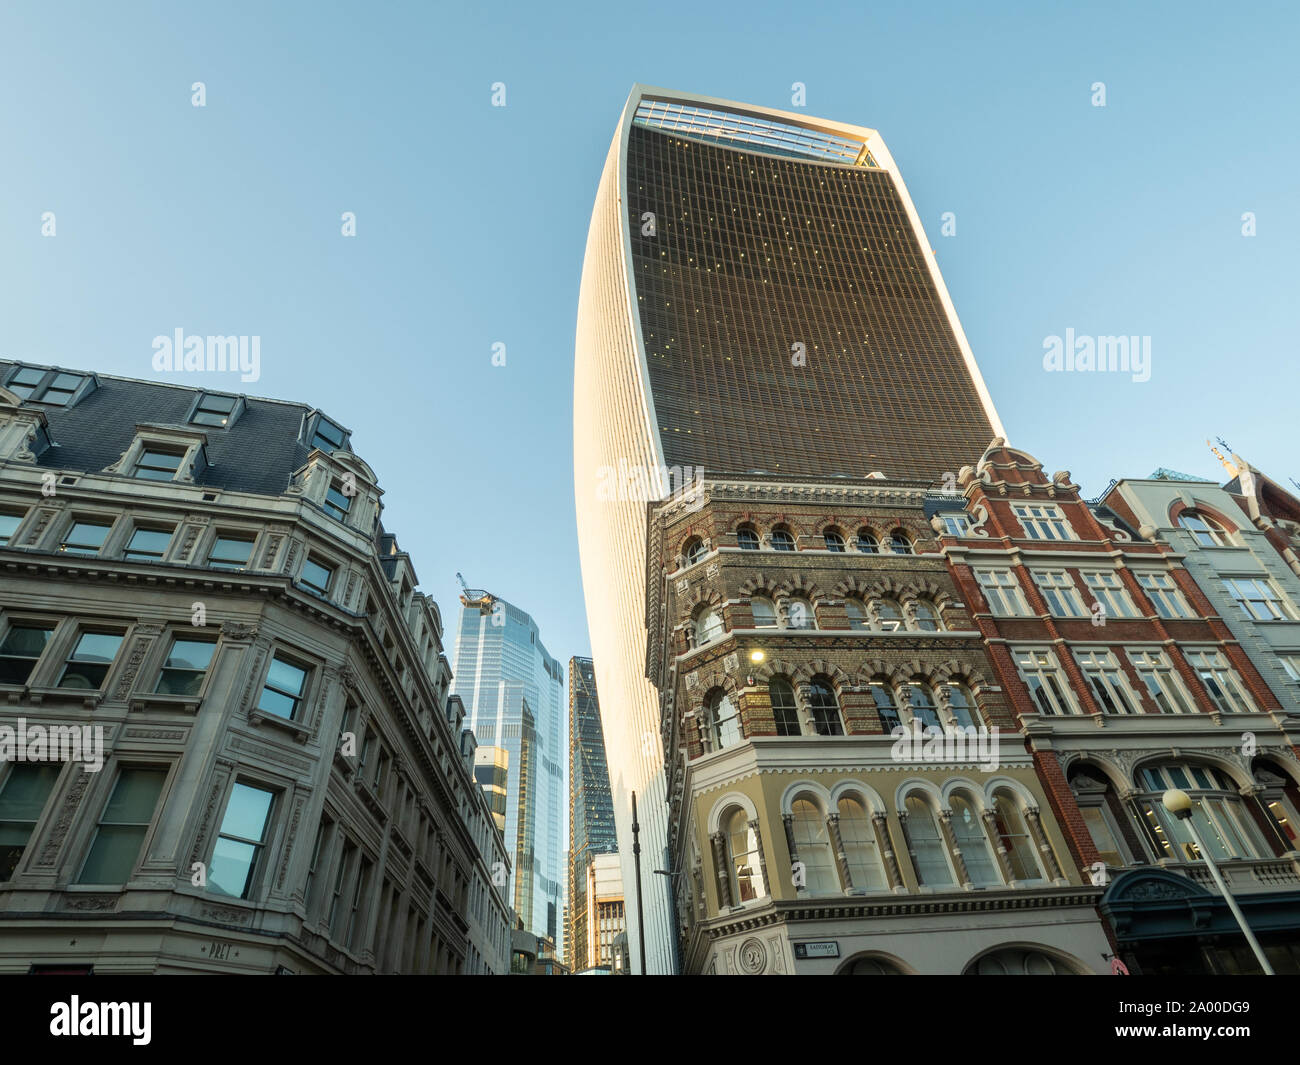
left=1167, top=499, right=1242, bottom=535
left=777, top=573, right=827, bottom=603
left=738, top=573, right=783, bottom=597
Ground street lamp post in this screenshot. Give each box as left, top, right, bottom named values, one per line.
left=1161, top=788, right=1275, bottom=975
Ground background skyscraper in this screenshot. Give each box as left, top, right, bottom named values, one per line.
left=567, top=656, right=622, bottom=969
left=451, top=589, right=566, bottom=952
left=574, top=85, right=1005, bottom=972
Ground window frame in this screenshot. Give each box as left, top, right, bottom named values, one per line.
left=1012, top=646, right=1081, bottom=716
left=1012, top=502, right=1075, bottom=542
left=974, top=568, right=1031, bottom=617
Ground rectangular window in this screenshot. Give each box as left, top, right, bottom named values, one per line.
left=133, top=447, right=185, bottom=481
left=1136, top=572, right=1192, bottom=619
left=1186, top=650, right=1257, bottom=713
left=300, top=557, right=334, bottom=597
left=310, top=417, right=347, bottom=454
left=348, top=856, right=373, bottom=951
left=57, top=631, right=125, bottom=690
left=328, top=838, right=358, bottom=934
left=155, top=637, right=217, bottom=696
left=1031, top=570, right=1087, bottom=617
left=7, top=367, right=44, bottom=399
left=0, top=624, right=54, bottom=685
left=41, top=372, right=85, bottom=406
left=77, top=768, right=167, bottom=884
left=257, top=655, right=309, bottom=720
left=209, top=782, right=275, bottom=899
left=1127, top=649, right=1195, bottom=714
left=1074, top=650, right=1141, bottom=714
left=60, top=520, right=112, bottom=556
left=0, top=510, right=24, bottom=547
left=939, top=513, right=970, bottom=537
left=974, top=568, right=1030, bottom=616
left=192, top=392, right=238, bottom=427
left=1222, top=577, right=1294, bottom=622
left=124, top=526, right=173, bottom=562
left=323, top=483, right=353, bottom=522
left=1083, top=571, right=1139, bottom=619
left=1080, top=806, right=1126, bottom=867
left=0, top=763, right=60, bottom=880
left=304, top=816, right=335, bottom=917
left=1278, top=655, right=1300, bottom=685
left=1012, top=503, right=1074, bottom=541
left=1012, top=648, right=1079, bottom=716
left=207, top=533, right=255, bottom=570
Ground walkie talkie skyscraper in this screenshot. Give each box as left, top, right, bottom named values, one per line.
left=574, top=86, right=1003, bottom=972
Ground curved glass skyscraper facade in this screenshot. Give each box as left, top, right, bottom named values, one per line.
left=574, top=86, right=1004, bottom=973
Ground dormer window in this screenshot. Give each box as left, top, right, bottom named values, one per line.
left=307, top=413, right=349, bottom=454
left=190, top=391, right=240, bottom=428
left=133, top=447, right=185, bottom=481
left=5, top=367, right=94, bottom=408
left=323, top=481, right=353, bottom=522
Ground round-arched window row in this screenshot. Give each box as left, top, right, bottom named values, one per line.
left=844, top=595, right=945, bottom=633
left=731, top=524, right=917, bottom=554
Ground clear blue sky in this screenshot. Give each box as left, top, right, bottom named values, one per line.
left=2, top=0, right=1296, bottom=665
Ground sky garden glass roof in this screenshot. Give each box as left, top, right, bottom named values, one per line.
left=632, top=99, right=878, bottom=167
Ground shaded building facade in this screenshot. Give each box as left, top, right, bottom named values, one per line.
left=0, top=361, right=510, bottom=973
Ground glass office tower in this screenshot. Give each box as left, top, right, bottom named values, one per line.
left=451, top=590, right=566, bottom=952
left=567, top=657, right=620, bottom=969
left=574, top=86, right=1005, bottom=972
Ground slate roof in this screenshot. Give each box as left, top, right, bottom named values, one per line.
left=0, top=359, right=349, bottom=498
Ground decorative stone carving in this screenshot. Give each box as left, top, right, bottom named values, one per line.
left=736, top=937, right=767, bottom=975
left=220, top=621, right=259, bottom=641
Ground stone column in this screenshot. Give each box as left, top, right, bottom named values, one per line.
left=747, top=818, right=770, bottom=897
left=983, top=810, right=1016, bottom=882
left=782, top=813, right=800, bottom=890
left=1025, top=805, right=1064, bottom=881
left=827, top=812, right=852, bottom=890
left=793, top=683, right=815, bottom=736
left=710, top=831, right=732, bottom=909
left=937, top=808, right=972, bottom=886
left=873, top=813, right=905, bottom=891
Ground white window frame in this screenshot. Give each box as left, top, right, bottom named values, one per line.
left=1135, top=571, right=1192, bottom=620
left=1074, top=649, right=1142, bottom=715
left=1082, top=570, right=1139, bottom=619
left=1222, top=577, right=1295, bottom=622
left=1012, top=647, right=1081, bottom=716
left=1126, top=648, right=1195, bottom=714
left=1012, top=503, right=1074, bottom=541
left=1031, top=569, right=1087, bottom=618
left=1185, top=649, right=1258, bottom=713
left=974, top=568, right=1031, bottom=617
left=939, top=512, right=970, bottom=537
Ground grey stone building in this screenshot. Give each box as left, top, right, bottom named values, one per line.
left=0, top=360, right=510, bottom=974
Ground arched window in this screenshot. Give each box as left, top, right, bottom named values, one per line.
left=875, top=599, right=903, bottom=632
left=706, top=689, right=741, bottom=750
left=771, top=526, right=796, bottom=552
left=869, top=680, right=902, bottom=731
left=736, top=524, right=760, bottom=550
left=824, top=528, right=846, bottom=552
left=967, top=949, right=1077, bottom=976
left=838, top=795, right=886, bottom=891
left=947, top=683, right=981, bottom=728
left=694, top=606, right=724, bottom=645
left=840, top=955, right=906, bottom=975
left=856, top=529, right=879, bottom=554
left=904, top=794, right=954, bottom=887
left=807, top=677, right=843, bottom=736
left=750, top=596, right=777, bottom=629
left=949, top=792, right=1001, bottom=886
left=845, top=597, right=870, bottom=631
left=786, top=596, right=815, bottom=629
left=888, top=530, right=914, bottom=555
left=768, top=677, right=801, bottom=737
left=684, top=537, right=706, bottom=565
left=723, top=807, right=765, bottom=902
left=992, top=790, right=1044, bottom=881
left=790, top=797, right=839, bottom=893
left=911, top=601, right=942, bottom=632
left=1178, top=511, right=1229, bottom=547
left=905, top=682, right=942, bottom=730
left=1131, top=762, right=1266, bottom=862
